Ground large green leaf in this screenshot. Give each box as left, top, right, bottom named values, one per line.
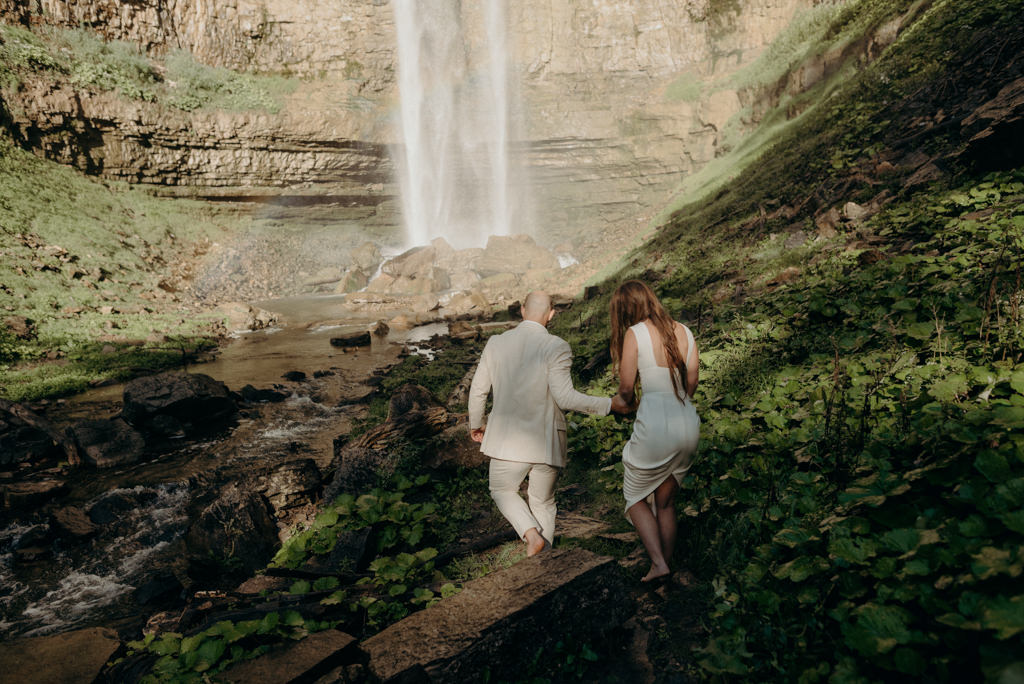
left=843, top=603, right=913, bottom=655
left=980, top=595, right=1024, bottom=639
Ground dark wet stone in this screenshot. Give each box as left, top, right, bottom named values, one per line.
left=122, top=371, right=237, bottom=437
left=282, top=370, right=307, bottom=382
left=88, top=489, right=158, bottom=525
left=221, top=629, right=363, bottom=684
left=51, top=506, right=98, bottom=538
left=185, top=482, right=279, bottom=580
left=67, top=417, right=146, bottom=468
left=0, top=627, right=120, bottom=684
left=240, top=384, right=290, bottom=403
left=330, top=331, right=371, bottom=347
left=1, top=479, right=69, bottom=511
left=312, top=369, right=335, bottom=378
left=362, top=548, right=632, bottom=683
left=134, top=571, right=183, bottom=605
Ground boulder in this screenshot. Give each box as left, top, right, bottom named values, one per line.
left=334, top=268, right=369, bottom=293
left=814, top=207, right=842, bottom=238
left=282, top=370, right=307, bottom=382
left=221, top=629, right=364, bottom=684
left=361, top=548, right=632, bottom=683
left=262, top=459, right=322, bottom=512
left=67, top=417, right=146, bottom=468
left=51, top=506, right=98, bottom=538
left=185, top=483, right=279, bottom=577
left=0, top=398, right=78, bottom=467
left=134, top=571, right=183, bottom=605
left=330, top=330, right=372, bottom=348
left=1, top=479, right=69, bottom=511
left=88, top=488, right=158, bottom=525
left=0, top=626, right=120, bottom=684
left=382, top=245, right=436, bottom=280
left=325, top=385, right=451, bottom=500
left=240, top=384, right=290, bottom=403
left=350, top=241, right=383, bottom=272
left=475, top=234, right=560, bottom=277
left=122, top=372, right=238, bottom=438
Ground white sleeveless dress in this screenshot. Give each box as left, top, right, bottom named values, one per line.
left=622, top=321, right=701, bottom=512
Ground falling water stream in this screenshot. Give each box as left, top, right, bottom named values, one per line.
left=392, top=0, right=524, bottom=249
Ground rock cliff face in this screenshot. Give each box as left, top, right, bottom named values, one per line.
left=0, top=0, right=812, bottom=248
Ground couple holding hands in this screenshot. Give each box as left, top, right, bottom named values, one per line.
left=469, top=281, right=700, bottom=583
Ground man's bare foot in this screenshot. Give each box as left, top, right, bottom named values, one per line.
left=525, top=529, right=547, bottom=557
left=641, top=562, right=671, bottom=583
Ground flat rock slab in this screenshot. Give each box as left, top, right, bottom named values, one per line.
left=221, top=629, right=361, bottom=684
left=0, top=626, right=120, bottom=684
left=362, top=547, right=631, bottom=683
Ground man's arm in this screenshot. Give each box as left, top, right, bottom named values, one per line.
left=468, top=340, right=493, bottom=439
left=547, top=339, right=612, bottom=416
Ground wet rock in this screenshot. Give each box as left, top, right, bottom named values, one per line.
left=282, top=370, right=307, bottom=382
left=240, top=384, right=290, bottom=403
left=134, top=571, right=183, bottom=605
left=843, top=201, right=873, bottom=223
left=330, top=330, right=372, bottom=348
left=325, top=385, right=452, bottom=499
left=221, top=629, right=363, bottom=684
left=88, top=488, right=158, bottom=525
left=185, top=482, right=279, bottom=579
left=0, top=626, right=120, bottom=684
left=51, top=506, right=98, bottom=538
left=0, top=399, right=78, bottom=467
left=362, top=548, right=631, bottom=682
left=2, top=315, right=36, bottom=340
left=235, top=574, right=291, bottom=595
left=262, top=459, right=322, bottom=512
left=323, top=526, right=374, bottom=573
left=12, top=523, right=50, bottom=550
left=372, top=320, right=390, bottom=338
left=334, top=268, right=370, bottom=293
left=67, top=417, right=146, bottom=468
left=122, top=371, right=238, bottom=438
left=1, top=479, right=69, bottom=511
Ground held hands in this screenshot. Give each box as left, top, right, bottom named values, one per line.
left=610, top=393, right=635, bottom=415
left=470, top=427, right=485, bottom=443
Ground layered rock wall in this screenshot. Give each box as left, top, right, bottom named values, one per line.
left=0, top=0, right=815, bottom=247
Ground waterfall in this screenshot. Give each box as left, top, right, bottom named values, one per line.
left=392, top=0, right=520, bottom=250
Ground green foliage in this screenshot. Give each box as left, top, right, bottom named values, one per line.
left=0, top=25, right=295, bottom=112
left=0, top=138, right=232, bottom=401
left=125, top=613, right=336, bottom=683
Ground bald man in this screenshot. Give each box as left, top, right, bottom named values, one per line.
left=469, top=291, right=620, bottom=555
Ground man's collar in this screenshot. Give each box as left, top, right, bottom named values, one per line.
left=520, top=319, right=547, bottom=331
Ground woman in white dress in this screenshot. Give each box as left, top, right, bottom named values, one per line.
left=610, top=280, right=700, bottom=582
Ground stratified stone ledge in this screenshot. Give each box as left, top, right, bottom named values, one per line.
left=221, top=629, right=362, bottom=684
left=0, top=626, right=120, bottom=684
left=362, top=547, right=632, bottom=683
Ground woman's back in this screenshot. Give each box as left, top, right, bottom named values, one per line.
left=633, top=320, right=696, bottom=400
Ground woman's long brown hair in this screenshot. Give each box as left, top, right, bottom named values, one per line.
left=609, top=280, right=689, bottom=401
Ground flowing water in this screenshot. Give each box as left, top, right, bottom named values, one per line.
left=392, top=0, right=528, bottom=249
left=0, top=296, right=444, bottom=639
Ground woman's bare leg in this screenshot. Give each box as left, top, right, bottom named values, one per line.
left=653, top=477, right=679, bottom=564
left=627, top=499, right=671, bottom=582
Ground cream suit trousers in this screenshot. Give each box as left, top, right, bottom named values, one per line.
left=488, top=458, right=559, bottom=543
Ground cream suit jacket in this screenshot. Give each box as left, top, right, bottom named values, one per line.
left=468, top=320, right=612, bottom=467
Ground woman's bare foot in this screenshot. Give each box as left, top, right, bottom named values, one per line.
left=524, top=528, right=548, bottom=557
left=641, top=562, right=671, bottom=583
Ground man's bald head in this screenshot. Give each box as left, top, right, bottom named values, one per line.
left=522, top=291, right=553, bottom=324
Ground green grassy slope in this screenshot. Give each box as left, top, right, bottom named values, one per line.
left=0, top=139, right=235, bottom=401
left=552, top=0, right=1024, bottom=679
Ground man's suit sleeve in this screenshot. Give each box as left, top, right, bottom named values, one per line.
left=468, top=339, right=493, bottom=430
left=547, top=338, right=612, bottom=416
